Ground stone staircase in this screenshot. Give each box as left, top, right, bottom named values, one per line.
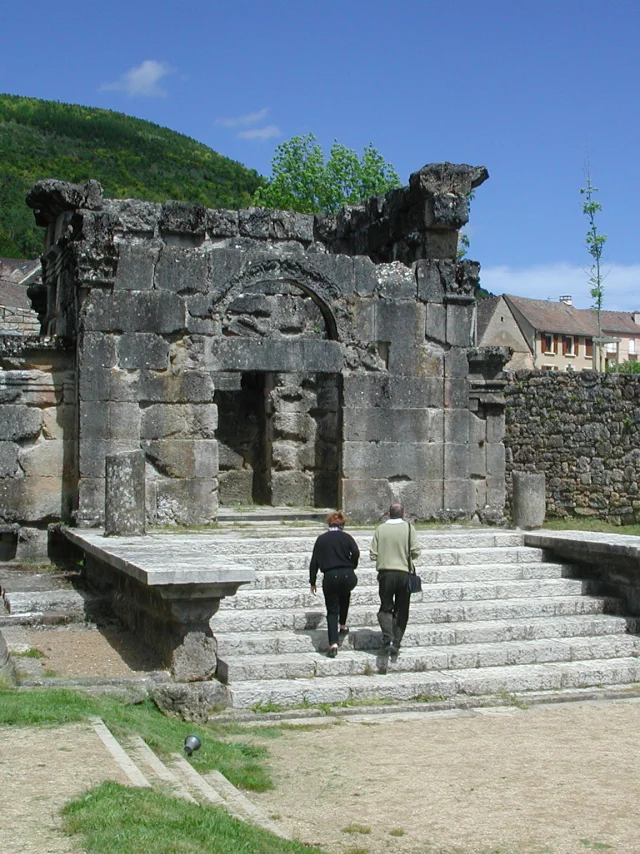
left=210, top=528, right=640, bottom=709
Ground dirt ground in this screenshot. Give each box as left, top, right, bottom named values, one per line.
left=25, top=625, right=162, bottom=678
left=248, top=699, right=640, bottom=854
left=5, top=624, right=640, bottom=854
left=0, top=722, right=129, bottom=854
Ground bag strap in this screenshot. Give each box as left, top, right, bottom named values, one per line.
left=407, top=521, right=415, bottom=574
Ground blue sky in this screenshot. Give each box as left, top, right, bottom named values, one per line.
left=2, top=0, right=640, bottom=310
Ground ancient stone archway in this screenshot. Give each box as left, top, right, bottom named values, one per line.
left=212, top=275, right=343, bottom=508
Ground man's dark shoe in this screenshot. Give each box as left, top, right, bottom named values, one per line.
left=327, top=645, right=338, bottom=658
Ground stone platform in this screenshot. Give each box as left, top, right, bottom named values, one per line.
left=62, top=527, right=255, bottom=682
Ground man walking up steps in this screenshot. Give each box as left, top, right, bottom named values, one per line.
left=369, top=503, right=422, bottom=657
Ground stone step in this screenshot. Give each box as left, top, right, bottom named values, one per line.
left=222, top=578, right=587, bottom=611
left=218, top=634, right=640, bottom=681
left=193, top=533, right=528, bottom=556
left=265, top=563, right=576, bottom=587
left=211, top=594, right=620, bottom=633
left=226, top=657, right=640, bottom=709
left=214, top=614, right=633, bottom=657
left=3, top=589, right=94, bottom=617
left=243, top=562, right=572, bottom=588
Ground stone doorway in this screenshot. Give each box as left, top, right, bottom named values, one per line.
left=214, top=370, right=342, bottom=509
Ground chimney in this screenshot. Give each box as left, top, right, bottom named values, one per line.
left=559, top=295, right=573, bottom=306
left=634, top=311, right=640, bottom=326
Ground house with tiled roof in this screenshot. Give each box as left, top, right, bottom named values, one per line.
left=0, top=259, right=41, bottom=335
left=477, top=293, right=640, bottom=371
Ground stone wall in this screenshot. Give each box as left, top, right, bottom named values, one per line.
left=0, top=163, right=510, bottom=534
left=0, top=336, right=75, bottom=556
left=505, top=370, right=640, bottom=523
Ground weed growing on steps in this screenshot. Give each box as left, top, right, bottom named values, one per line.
left=0, top=687, right=273, bottom=791
left=13, top=647, right=45, bottom=659
left=62, top=781, right=328, bottom=854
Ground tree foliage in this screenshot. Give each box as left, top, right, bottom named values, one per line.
left=252, top=133, right=401, bottom=214
left=0, top=94, right=265, bottom=258
left=580, top=166, right=607, bottom=318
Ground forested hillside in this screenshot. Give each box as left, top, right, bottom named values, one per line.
left=0, top=94, right=264, bottom=258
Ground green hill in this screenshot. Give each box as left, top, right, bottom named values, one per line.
left=0, top=94, right=265, bottom=258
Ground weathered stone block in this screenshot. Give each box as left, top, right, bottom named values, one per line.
left=273, top=412, right=315, bottom=442
left=486, top=412, right=505, bottom=444
left=152, top=681, right=230, bottom=722
left=353, top=255, right=378, bottom=296
left=376, top=262, right=416, bottom=300
left=206, top=209, right=239, bottom=238
left=343, top=408, right=442, bottom=443
left=117, top=333, right=169, bottom=371
left=105, top=199, right=160, bottom=233
left=444, top=444, right=470, bottom=479
left=341, top=477, right=394, bottom=522
left=267, top=210, right=314, bottom=243
left=155, top=246, right=210, bottom=293
left=0, top=476, right=72, bottom=523
left=421, top=230, right=459, bottom=260
left=446, top=303, right=474, bottom=347
left=143, top=439, right=218, bottom=479
left=114, top=240, right=161, bottom=290
left=139, top=370, right=215, bottom=404
left=105, top=451, right=145, bottom=537
left=426, top=303, right=446, bottom=343
left=428, top=193, right=469, bottom=230
left=81, top=290, right=186, bottom=334
left=343, top=375, right=444, bottom=409
left=0, top=442, right=20, bottom=477
left=42, top=405, right=77, bottom=441
left=218, top=470, right=253, bottom=504
left=79, top=438, right=140, bottom=478
left=444, top=348, right=470, bottom=378
left=206, top=339, right=343, bottom=374
left=343, top=441, right=444, bottom=480
left=487, top=443, right=506, bottom=479
left=444, top=378, right=469, bottom=408
left=0, top=405, right=41, bottom=442
left=141, top=403, right=218, bottom=440
left=444, top=409, right=470, bottom=444
left=159, top=201, right=207, bottom=235
left=19, top=439, right=71, bottom=478
left=237, top=208, right=272, bottom=238
left=271, top=471, right=313, bottom=506
left=443, top=478, right=475, bottom=516
left=391, top=479, right=444, bottom=519
left=80, top=402, right=141, bottom=442
left=155, top=478, right=218, bottom=525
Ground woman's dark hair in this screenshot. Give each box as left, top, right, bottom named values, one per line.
left=327, top=510, right=347, bottom=527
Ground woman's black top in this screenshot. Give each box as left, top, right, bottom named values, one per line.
left=309, top=530, right=360, bottom=586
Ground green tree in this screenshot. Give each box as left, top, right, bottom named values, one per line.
left=252, top=133, right=401, bottom=214
left=580, top=163, right=607, bottom=369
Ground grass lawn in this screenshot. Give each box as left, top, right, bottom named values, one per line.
left=0, top=687, right=272, bottom=791
left=62, top=782, right=327, bottom=854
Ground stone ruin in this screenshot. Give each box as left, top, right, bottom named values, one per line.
left=0, top=162, right=511, bottom=549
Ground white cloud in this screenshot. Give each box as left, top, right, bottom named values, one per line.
left=481, top=262, right=640, bottom=313
left=216, top=108, right=269, bottom=128
left=237, top=124, right=282, bottom=141
left=100, top=60, right=173, bottom=97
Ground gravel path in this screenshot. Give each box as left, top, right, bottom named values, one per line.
left=249, top=698, right=640, bottom=854
left=0, top=722, right=129, bottom=854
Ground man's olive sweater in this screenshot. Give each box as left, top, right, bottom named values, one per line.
left=369, top=519, right=422, bottom=572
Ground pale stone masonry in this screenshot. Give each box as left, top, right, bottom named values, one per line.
left=1, top=163, right=511, bottom=544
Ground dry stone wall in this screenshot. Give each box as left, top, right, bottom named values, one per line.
left=505, top=370, right=640, bottom=524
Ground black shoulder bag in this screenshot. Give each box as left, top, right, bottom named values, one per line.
left=406, top=521, right=422, bottom=594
